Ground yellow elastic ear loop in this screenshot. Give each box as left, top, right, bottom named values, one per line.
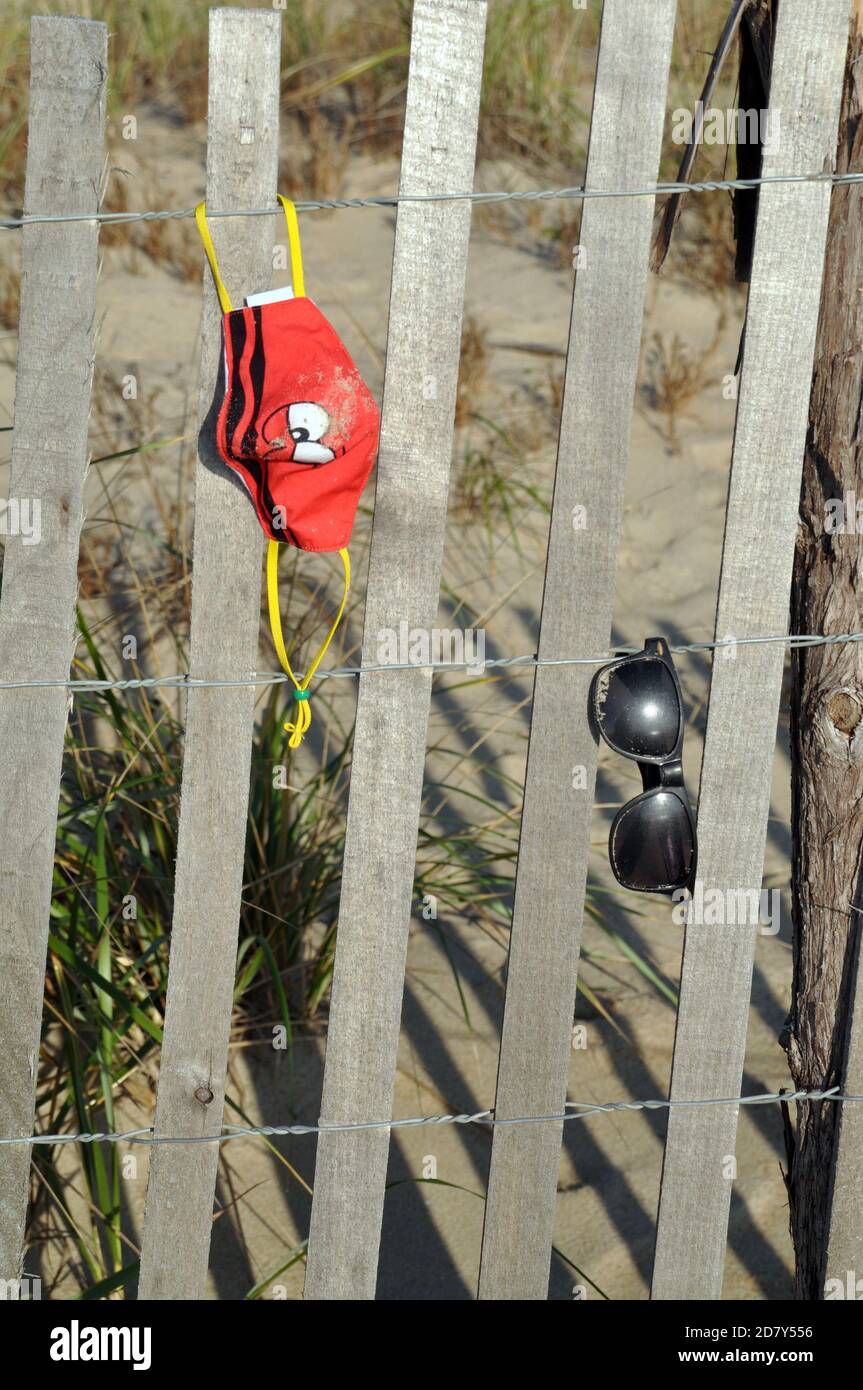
left=195, top=197, right=305, bottom=311
left=277, top=195, right=306, bottom=297
left=267, top=541, right=351, bottom=749
left=195, top=201, right=233, bottom=313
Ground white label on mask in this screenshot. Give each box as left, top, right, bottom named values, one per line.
left=244, top=286, right=295, bottom=308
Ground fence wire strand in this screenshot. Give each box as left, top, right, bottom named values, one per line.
left=0, top=1086, right=857, bottom=1148
left=0, top=630, right=859, bottom=695
left=2, top=169, right=862, bottom=231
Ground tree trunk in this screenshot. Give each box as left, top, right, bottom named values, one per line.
left=786, top=0, right=863, bottom=1301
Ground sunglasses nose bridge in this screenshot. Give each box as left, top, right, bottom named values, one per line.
left=658, top=757, right=685, bottom=789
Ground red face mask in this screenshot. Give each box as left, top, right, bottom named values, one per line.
left=197, top=198, right=380, bottom=552
left=196, top=197, right=379, bottom=747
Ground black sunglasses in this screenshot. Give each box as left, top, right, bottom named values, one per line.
left=590, top=637, right=697, bottom=895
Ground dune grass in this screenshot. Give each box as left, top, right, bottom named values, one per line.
left=3, top=0, right=733, bottom=197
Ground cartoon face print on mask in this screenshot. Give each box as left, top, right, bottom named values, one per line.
left=262, top=401, right=337, bottom=465
left=216, top=295, right=380, bottom=550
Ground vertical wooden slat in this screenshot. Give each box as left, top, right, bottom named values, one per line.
left=137, top=6, right=281, bottom=1301
left=303, top=0, right=487, bottom=1301
left=476, top=0, right=678, bottom=1302
left=651, top=0, right=851, bottom=1301
left=0, top=16, right=106, bottom=1281
left=823, top=928, right=863, bottom=1287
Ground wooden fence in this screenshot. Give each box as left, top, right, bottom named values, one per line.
left=0, top=0, right=859, bottom=1300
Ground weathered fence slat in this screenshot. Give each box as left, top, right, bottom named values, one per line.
left=651, top=0, right=851, bottom=1302
left=137, top=7, right=281, bottom=1300
left=0, top=16, right=106, bottom=1282
left=476, top=0, right=678, bottom=1302
left=303, top=0, right=487, bottom=1301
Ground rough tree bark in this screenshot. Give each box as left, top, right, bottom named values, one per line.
left=786, top=0, right=863, bottom=1301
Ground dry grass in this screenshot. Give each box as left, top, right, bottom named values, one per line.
left=98, top=168, right=201, bottom=280
left=643, top=320, right=725, bottom=448
left=0, top=1, right=634, bottom=204
left=279, top=108, right=357, bottom=201
left=455, top=313, right=490, bottom=428
left=668, top=193, right=741, bottom=296
left=0, top=260, right=20, bottom=330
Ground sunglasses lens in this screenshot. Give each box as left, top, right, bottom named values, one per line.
left=596, top=657, right=680, bottom=758
left=611, top=790, right=694, bottom=891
